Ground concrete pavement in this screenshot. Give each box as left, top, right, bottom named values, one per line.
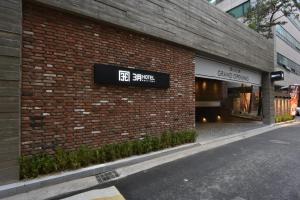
left=1, top=119, right=298, bottom=200
left=61, top=187, right=125, bottom=200
left=196, top=121, right=265, bottom=143
left=58, top=121, right=300, bottom=200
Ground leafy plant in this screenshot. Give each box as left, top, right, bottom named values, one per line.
left=19, top=129, right=197, bottom=179
left=275, top=114, right=294, bottom=122
left=160, top=132, right=172, bottom=149
left=151, top=137, right=161, bottom=151
left=119, top=142, right=133, bottom=158
left=245, top=0, right=300, bottom=38
left=67, top=151, right=80, bottom=169
left=55, top=148, right=68, bottom=170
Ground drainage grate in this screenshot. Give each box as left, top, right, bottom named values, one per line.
left=96, top=170, right=120, bottom=184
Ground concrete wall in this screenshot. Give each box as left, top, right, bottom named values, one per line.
left=276, top=38, right=300, bottom=65
left=275, top=12, right=300, bottom=66
left=262, top=72, right=275, bottom=124
left=275, top=12, right=300, bottom=87
left=275, top=65, right=300, bottom=87
left=216, top=2, right=300, bottom=88
left=32, top=0, right=274, bottom=72
left=281, top=14, right=300, bottom=42
left=0, top=0, right=22, bottom=184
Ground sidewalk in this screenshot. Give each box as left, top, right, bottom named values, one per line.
left=196, top=121, right=265, bottom=143
left=60, top=186, right=125, bottom=200
left=1, top=120, right=298, bottom=200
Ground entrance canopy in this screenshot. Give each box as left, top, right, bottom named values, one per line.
left=195, top=57, right=262, bottom=86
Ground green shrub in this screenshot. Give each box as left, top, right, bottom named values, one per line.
left=55, top=148, right=68, bottom=170
left=160, top=132, right=172, bottom=149
left=67, top=151, right=80, bottom=169
left=20, top=156, right=37, bottom=179
left=19, top=129, right=196, bottom=179
left=38, top=154, right=56, bottom=174
left=119, top=142, right=133, bottom=158
left=77, top=146, right=94, bottom=167
left=141, top=136, right=153, bottom=154
left=275, top=114, right=294, bottom=123
left=19, top=154, right=56, bottom=179
left=94, top=148, right=105, bottom=163
left=103, top=144, right=117, bottom=161
left=151, top=137, right=161, bottom=151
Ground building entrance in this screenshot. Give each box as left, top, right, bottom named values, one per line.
left=195, top=57, right=262, bottom=123
left=195, top=77, right=261, bottom=123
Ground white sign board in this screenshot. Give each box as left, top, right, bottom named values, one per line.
left=195, top=58, right=262, bottom=86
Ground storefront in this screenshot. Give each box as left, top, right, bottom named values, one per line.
left=274, top=85, right=299, bottom=117
left=290, top=85, right=300, bottom=116
left=195, top=57, right=262, bottom=123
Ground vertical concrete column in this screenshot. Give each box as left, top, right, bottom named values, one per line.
left=262, top=72, right=275, bottom=124
left=0, top=0, right=22, bottom=185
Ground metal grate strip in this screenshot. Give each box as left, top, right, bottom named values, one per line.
left=96, top=170, right=120, bottom=184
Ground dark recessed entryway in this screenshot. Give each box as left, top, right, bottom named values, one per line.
left=195, top=57, right=263, bottom=125
left=195, top=77, right=262, bottom=124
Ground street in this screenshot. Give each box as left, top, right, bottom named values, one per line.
left=56, top=122, right=300, bottom=200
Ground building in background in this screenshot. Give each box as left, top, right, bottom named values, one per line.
left=209, top=0, right=300, bottom=116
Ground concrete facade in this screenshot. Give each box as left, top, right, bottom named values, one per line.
left=0, top=0, right=276, bottom=185
left=33, top=0, right=274, bottom=72
left=0, top=0, right=22, bottom=184
left=262, top=72, right=275, bottom=124
left=214, top=0, right=300, bottom=88
left=274, top=12, right=300, bottom=87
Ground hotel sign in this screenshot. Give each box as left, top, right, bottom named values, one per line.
left=195, top=58, right=262, bottom=86
left=270, top=71, right=284, bottom=81
left=94, top=64, right=170, bottom=88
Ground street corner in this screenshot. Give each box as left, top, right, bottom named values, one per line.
left=61, top=186, right=125, bottom=200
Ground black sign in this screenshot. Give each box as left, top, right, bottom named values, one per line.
left=271, top=71, right=284, bottom=81
left=94, top=64, right=170, bottom=89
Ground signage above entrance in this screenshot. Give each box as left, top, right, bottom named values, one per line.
left=270, top=71, right=284, bottom=81
left=94, top=64, right=170, bottom=89
left=195, top=58, right=262, bottom=86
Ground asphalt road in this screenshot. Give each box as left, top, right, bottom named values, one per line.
left=59, top=122, right=300, bottom=200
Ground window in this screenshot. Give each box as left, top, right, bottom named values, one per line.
left=227, top=1, right=250, bottom=18
left=288, top=15, right=300, bottom=31
left=277, top=53, right=300, bottom=75
left=276, top=25, right=300, bottom=53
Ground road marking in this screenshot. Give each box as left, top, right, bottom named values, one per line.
left=61, top=186, right=125, bottom=200
left=269, top=140, right=290, bottom=145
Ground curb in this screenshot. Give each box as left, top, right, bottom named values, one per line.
left=0, top=143, right=197, bottom=199
left=275, top=119, right=296, bottom=125
left=1, top=120, right=299, bottom=200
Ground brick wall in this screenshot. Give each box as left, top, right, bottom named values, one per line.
left=21, top=2, right=195, bottom=156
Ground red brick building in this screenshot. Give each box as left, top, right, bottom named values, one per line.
left=21, top=3, right=195, bottom=156
left=0, top=0, right=274, bottom=184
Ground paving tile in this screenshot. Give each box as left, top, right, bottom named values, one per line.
left=196, top=122, right=266, bottom=143
left=61, top=186, right=125, bottom=200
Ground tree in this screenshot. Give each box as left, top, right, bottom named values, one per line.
left=245, top=0, right=300, bottom=38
